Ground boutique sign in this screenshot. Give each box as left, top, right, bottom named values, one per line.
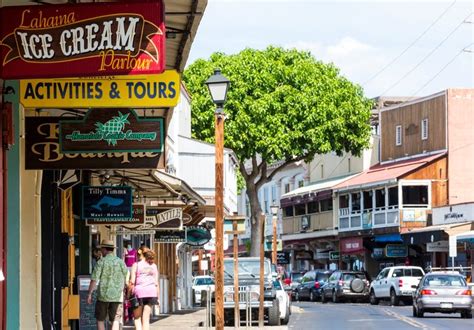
left=0, top=2, right=165, bottom=79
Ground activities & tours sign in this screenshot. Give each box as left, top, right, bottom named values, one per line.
left=0, top=1, right=165, bottom=79
left=59, top=109, right=164, bottom=154
left=19, top=70, right=179, bottom=108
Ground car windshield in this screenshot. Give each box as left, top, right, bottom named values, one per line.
left=393, top=268, right=424, bottom=277
left=224, top=260, right=269, bottom=278
left=316, top=273, right=330, bottom=281
left=424, top=275, right=466, bottom=287
left=343, top=273, right=366, bottom=281
left=195, top=277, right=214, bottom=285
left=292, top=273, right=303, bottom=282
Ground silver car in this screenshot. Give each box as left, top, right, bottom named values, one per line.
left=412, top=272, right=472, bottom=319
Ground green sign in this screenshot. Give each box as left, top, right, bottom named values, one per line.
left=329, top=251, right=340, bottom=261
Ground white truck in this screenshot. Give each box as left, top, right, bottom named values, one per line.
left=369, top=266, right=425, bottom=306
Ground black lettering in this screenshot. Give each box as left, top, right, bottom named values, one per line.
left=24, top=83, right=36, bottom=99
left=95, top=82, right=103, bottom=99
left=35, top=82, right=44, bottom=99
left=168, top=82, right=176, bottom=98
left=158, top=82, right=167, bottom=98
left=57, top=83, right=68, bottom=99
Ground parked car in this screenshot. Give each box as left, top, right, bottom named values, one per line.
left=321, top=270, right=370, bottom=303
left=192, top=275, right=215, bottom=306
left=282, top=271, right=305, bottom=300
left=294, top=270, right=332, bottom=302
left=274, top=279, right=291, bottom=325
left=369, top=266, right=425, bottom=306
left=412, top=272, right=472, bottom=319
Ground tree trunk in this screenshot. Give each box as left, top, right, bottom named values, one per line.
left=246, top=182, right=263, bottom=257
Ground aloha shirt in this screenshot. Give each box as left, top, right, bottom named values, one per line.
left=91, top=253, right=127, bottom=302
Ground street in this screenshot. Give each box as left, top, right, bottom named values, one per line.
left=289, top=301, right=474, bottom=330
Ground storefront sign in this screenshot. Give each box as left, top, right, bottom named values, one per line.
left=86, top=203, right=144, bottom=225
left=82, top=186, right=132, bottom=219
left=433, top=203, right=473, bottom=225
left=340, top=237, right=363, bottom=254
left=0, top=2, right=165, bottom=79
left=25, top=117, right=163, bottom=169
left=20, top=70, right=179, bottom=108
left=329, top=251, right=340, bottom=261
left=385, top=244, right=408, bottom=258
left=426, top=240, right=449, bottom=252
left=276, top=251, right=290, bottom=265
left=59, top=109, right=163, bottom=154
left=155, top=229, right=187, bottom=243
left=372, top=248, right=384, bottom=259
left=186, top=226, right=212, bottom=247
left=145, top=208, right=183, bottom=230
left=402, top=209, right=427, bottom=222
left=295, top=250, right=313, bottom=260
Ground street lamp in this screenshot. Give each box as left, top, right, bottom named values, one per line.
left=270, top=204, right=279, bottom=265
left=206, top=69, right=230, bottom=330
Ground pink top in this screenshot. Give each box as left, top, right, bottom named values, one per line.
left=134, top=260, right=158, bottom=298
left=124, top=249, right=137, bottom=267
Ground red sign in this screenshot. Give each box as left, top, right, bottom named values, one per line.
left=340, top=237, right=364, bottom=254
left=0, top=2, right=165, bottom=79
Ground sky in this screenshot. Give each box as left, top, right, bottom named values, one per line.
left=187, top=0, right=473, bottom=98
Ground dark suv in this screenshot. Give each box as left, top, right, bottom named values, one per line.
left=294, top=270, right=333, bottom=302
left=321, top=271, right=370, bottom=303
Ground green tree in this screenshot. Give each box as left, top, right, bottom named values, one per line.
left=183, top=46, right=372, bottom=257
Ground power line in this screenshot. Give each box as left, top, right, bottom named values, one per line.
left=379, top=12, right=473, bottom=96
left=363, top=0, right=458, bottom=86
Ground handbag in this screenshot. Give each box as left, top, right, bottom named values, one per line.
left=128, top=293, right=140, bottom=309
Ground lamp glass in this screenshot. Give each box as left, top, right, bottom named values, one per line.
left=270, top=205, right=279, bottom=216
left=205, top=69, right=230, bottom=105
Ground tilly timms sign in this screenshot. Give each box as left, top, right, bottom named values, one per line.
left=82, top=186, right=132, bottom=219
left=0, top=1, right=165, bottom=79
left=59, top=109, right=164, bottom=154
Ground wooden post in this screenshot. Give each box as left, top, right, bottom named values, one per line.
left=233, top=221, right=240, bottom=328
left=272, top=214, right=277, bottom=265
left=259, top=213, right=265, bottom=327
left=214, top=111, right=225, bottom=330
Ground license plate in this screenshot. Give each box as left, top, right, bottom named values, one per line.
left=440, top=303, right=453, bottom=309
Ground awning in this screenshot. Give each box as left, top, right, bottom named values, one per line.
left=401, top=222, right=473, bottom=245
left=455, top=230, right=474, bottom=243
left=333, top=152, right=446, bottom=192
left=374, top=233, right=402, bottom=243
left=280, top=174, right=357, bottom=207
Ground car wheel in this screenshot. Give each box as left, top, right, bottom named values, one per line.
left=369, top=290, right=379, bottom=305
left=281, top=307, right=290, bottom=325
left=390, top=289, right=399, bottom=306
left=268, top=299, right=280, bottom=326
left=309, top=290, right=315, bottom=302
left=417, top=307, right=424, bottom=318
left=412, top=306, right=417, bottom=317
left=321, top=291, right=327, bottom=303
left=332, top=290, right=339, bottom=303
left=462, top=311, right=473, bottom=319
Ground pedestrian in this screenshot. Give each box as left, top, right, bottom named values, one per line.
left=129, top=247, right=160, bottom=330
left=123, top=241, right=137, bottom=270
left=87, top=239, right=128, bottom=330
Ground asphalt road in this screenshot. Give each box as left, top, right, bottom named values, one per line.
left=288, top=301, right=474, bottom=330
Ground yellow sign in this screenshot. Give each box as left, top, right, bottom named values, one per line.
left=20, top=70, right=180, bottom=108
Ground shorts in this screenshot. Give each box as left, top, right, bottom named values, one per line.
left=139, top=297, right=158, bottom=306
left=95, top=301, right=123, bottom=322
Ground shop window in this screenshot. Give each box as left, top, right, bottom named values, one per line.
left=339, top=195, right=349, bottom=209
left=375, top=188, right=385, bottom=209
left=351, top=192, right=361, bottom=212
left=363, top=190, right=373, bottom=212
left=320, top=198, right=333, bottom=211
left=294, top=203, right=306, bottom=216
left=284, top=206, right=294, bottom=217
left=388, top=187, right=398, bottom=207
left=402, top=185, right=428, bottom=207
left=307, top=201, right=319, bottom=214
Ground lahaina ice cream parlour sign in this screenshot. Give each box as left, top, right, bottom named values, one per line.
left=59, top=108, right=164, bottom=154
left=0, top=1, right=165, bottom=79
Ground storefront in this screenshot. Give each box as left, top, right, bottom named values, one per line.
left=339, top=236, right=366, bottom=272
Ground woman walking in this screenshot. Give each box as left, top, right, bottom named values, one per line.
left=129, top=248, right=159, bottom=330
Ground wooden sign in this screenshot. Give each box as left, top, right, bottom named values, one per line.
left=86, top=203, right=145, bottom=225
left=0, top=2, right=165, bottom=79
left=24, top=117, right=163, bottom=169
left=82, top=186, right=132, bottom=219
left=155, top=229, right=187, bottom=243
left=146, top=208, right=183, bottom=230
left=59, top=109, right=164, bottom=154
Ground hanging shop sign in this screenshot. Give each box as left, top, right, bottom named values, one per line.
left=329, top=251, right=340, bottom=261
left=86, top=203, right=145, bottom=225
left=223, top=215, right=246, bottom=234
left=276, top=251, right=290, bottom=265
left=385, top=244, right=408, bottom=258
left=155, top=229, right=187, bottom=243
left=59, top=109, right=164, bottom=154
left=57, top=169, right=82, bottom=191
left=25, top=117, right=163, bottom=169
left=0, top=2, right=165, bottom=79
left=426, top=240, right=449, bottom=253
left=20, top=70, right=179, bottom=109
left=82, top=186, right=132, bottom=219
left=340, top=237, right=364, bottom=254
left=185, top=226, right=212, bottom=247
left=146, top=208, right=183, bottom=230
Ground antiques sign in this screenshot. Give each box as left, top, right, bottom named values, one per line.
left=146, top=208, right=183, bottom=230
left=82, top=186, right=132, bottom=219
left=86, top=203, right=145, bottom=225
left=0, top=2, right=165, bottom=79
left=59, top=109, right=164, bottom=154
left=19, top=70, right=179, bottom=109
left=25, top=117, right=163, bottom=169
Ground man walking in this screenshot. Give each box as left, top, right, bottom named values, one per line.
left=87, top=239, right=128, bottom=330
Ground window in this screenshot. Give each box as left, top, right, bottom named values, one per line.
left=396, top=125, right=402, bottom=146
left=307, top=201, right=319, bottom=214
left=351, top=193, right=361, bottom=212
left=271, top=185, right=277, bottom=203
left=375, top=189, right=385, bottom=208
left=388, top=187, right=398, bottom=207
left=363, top=190, right=373, bottom=211
left=421, top=118, right=428, bottom=140
left=284, top=183, right=291, bottom=194
left=348, top=158, right=351, bottom=172
left=402, top=185, right=428, bottom=207
left=298, top=180, right=304, bottom=188
left=294, top=203, right=306, bottom=216
left=321, top=164, right=324, bottom=178
left=339, top=195, right=349, bottom=209
left=284, top=206, right=294, bottom=217
left=320, top=198, right=333, bottom=211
